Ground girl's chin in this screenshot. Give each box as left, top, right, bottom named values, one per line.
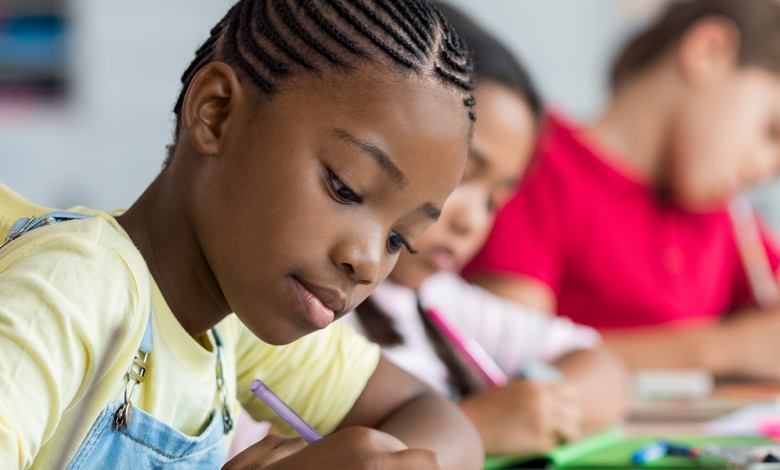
left=670, top=183, right=733, bottom=212
left=676, top=194, right=730, bottom=213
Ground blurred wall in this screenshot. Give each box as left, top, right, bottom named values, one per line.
left=1, top=0, right=778, bottom=230
left=0, top=0, right=234, bottom=210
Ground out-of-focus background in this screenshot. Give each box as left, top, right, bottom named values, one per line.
left=1, top=0, right=778, bottom=230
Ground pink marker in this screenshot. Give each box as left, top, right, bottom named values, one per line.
left=425, top=308, right=508, bottom=387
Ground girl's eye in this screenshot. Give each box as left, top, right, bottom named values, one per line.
left=388, top=230, right=417, bottom=254
left=328, top=170, right=362, bottom=204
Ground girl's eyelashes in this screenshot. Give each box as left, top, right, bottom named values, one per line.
left=322, top=166, right=414, bottom=254
left=327, top=169, right=362, bottom=204
left=388, top=230, right=417, bottom=254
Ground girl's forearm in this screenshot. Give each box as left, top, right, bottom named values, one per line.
left=377, top=392, right=484, bottom=470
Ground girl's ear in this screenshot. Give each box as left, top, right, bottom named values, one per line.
left=181, top=62, right=245, bottom=157
left=677, top=16, right=740, bottom=86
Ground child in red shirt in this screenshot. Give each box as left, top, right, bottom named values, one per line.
left=463, top=0, right=780, bottom=379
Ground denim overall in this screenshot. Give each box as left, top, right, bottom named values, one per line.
left=2, top=212, right=233, bottom=469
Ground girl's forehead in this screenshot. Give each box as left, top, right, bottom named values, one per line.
left=272, top=67, right=471, bottom=159
left=236, top=65, right=471, bottom=207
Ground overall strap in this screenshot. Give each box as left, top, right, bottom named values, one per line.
left=1, top=210, right=155, bottom=353
left=1, top=211, right=155, bottom=426
left=1, top=211, right=95, bottom=250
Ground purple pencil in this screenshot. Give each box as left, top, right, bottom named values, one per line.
left=250, top=379, right=323, bottom=443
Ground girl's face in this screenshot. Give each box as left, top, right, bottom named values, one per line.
left=193, top=67, right=470, bottom=345
left=388, top=82, right=537, bottom=290
left=668, top=67, right=780, bottom=208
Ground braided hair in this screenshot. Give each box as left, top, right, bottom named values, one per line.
left=166, top=0, right=476, bottom=166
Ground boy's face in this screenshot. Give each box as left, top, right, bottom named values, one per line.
left=668, top=67, right=780, bottom=209
left=389, top=83, right=536, bottom=290
left=192, top=67, right=470, bottom=345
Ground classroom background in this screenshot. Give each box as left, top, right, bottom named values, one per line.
left=1, top=0, right=778, bottom=232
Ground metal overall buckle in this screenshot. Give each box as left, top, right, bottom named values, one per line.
left=0, top=216, right=38, bottom=250
left=115, top=350, right=149, bottom=430
left=212, top=328, right=234, bottom=434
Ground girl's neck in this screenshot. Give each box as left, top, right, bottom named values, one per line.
left=589, top=63, right=680, bottom=187
left=116, top=169, right=231, bottom=338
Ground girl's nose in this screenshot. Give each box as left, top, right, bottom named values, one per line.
left=331, top=233, right=382, bottom=285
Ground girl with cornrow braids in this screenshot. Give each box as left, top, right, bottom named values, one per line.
left=0, top=0, right=483, bottom=469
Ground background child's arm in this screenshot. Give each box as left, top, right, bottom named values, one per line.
left=552, top=346, right=628, bottom=426
left=456, top=347, right=626, bottom=456
left=419, top=275, right=627, bottom=454
left=602, top=307, right=780, bottom=379
left=458, top=380, right=581, bottom=455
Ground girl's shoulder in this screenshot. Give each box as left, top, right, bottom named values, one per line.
left=1, top=209, right=147, bottom=287
left=0, top=201, right=151, bottom=338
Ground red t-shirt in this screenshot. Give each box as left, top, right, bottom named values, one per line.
left=462, top=114, right=780, bottom=330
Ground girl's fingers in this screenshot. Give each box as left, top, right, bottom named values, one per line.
left=555, top=383, right=580, bottom=403
left=383, top=448, right=443, bottom=470
left=223, top=435, right=308, bottom=470
left=550, top=384, right=583, bottom=445
left=553, top=415, right=583, bottom=446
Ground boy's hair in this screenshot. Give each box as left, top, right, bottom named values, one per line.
left=434, top=2, right=543, bottom=122
left=166, top=0, right=476, bottom=166
left=612, top=0, right=780, bottom=91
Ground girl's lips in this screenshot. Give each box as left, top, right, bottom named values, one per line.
left=291, top=277, right=339, bottom=330
left=428, top=246, right=457, bottom=272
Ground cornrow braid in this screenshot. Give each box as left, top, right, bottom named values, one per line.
left=326, top=0, right=415, bottom=68
left=167, top=0, right=475, bottom=166
left=374, top=0, right=429, bottom=53
left=388, top=0, right=433, bottom=48
left=344, top=0, right=422, bottom=60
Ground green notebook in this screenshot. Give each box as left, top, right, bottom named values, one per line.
left=484, top=429, right=624, bottom=469
left=484, top=430, right=774, bottom=469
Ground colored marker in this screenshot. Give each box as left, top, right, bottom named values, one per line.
left=250, top=379, right=322, bottom=443
left=631, top=441, right=669, bottom=464
left=425, top=308, right=508, bottom=387
left=665, top=443, right=699, bottom=458
left=631, top=441, right=699, bottom=465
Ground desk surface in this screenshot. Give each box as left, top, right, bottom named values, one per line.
left=624, top=380, right=780, bottom=436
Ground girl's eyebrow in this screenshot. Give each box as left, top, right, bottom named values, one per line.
left=418, top=202, right=442, bottom=221
left=332, top=128, right=407, bottom=188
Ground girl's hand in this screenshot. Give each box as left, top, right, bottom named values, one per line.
left=223, top=434, right=307, bottom=469
left=223, top=426, right=442, bottom=470
left=458, top=380, right=583, bottom=456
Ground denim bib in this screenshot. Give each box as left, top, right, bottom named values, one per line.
left=3, top=212, right=230, bottom=469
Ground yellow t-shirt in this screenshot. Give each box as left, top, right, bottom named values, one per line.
left=0, top=184, right=381, bottom=470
